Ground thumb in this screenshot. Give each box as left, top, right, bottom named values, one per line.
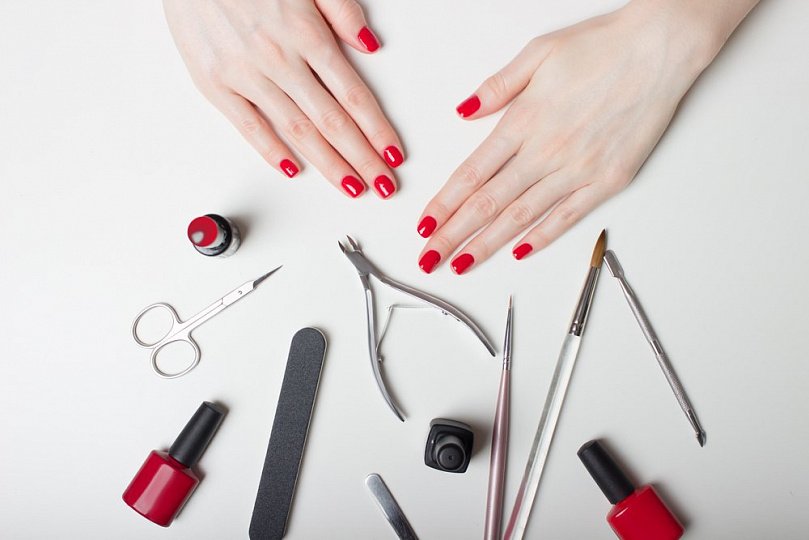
left=316, top=0, right=380, bottom=53
left=456, top=37, right=552, bottom=120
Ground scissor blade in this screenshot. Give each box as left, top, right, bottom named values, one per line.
left=253, top=265, right=283, bottom=288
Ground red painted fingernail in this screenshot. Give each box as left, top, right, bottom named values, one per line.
left=419, top=250, right=441, bottom=274
left=280, top=159, right=299, bottom=178
left=456, top=95, right=481, bottom=118
left=341, top=175, right=365, bottom=198
left=373, top=175, right=396, bottom=199
left=383, top=145, right=404, bottom=168
left=358, top=27, right=380, bottom=52
left=513, top=243, right=533, bottom=260
left=417, top=216, right=437, bottom=238
left=451, top=253, right=475, bottom=275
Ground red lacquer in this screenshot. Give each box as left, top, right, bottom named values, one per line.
left=373, top=175, right=396, bottom=199
left=451, top=253, right=475, bottom=275
left=417, top=216, right=437, bottom=238
left=341, top=175, right=365, bottom=198
left=419, top=250, right=441, bottom=273
left=578, top=440, right=683, bottom=540
left=123, top=402, right=225, bottom=527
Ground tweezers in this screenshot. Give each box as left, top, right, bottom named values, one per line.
left=339, top=236, right=496, bottom=421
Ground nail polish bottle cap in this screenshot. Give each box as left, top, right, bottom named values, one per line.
left=169, top=402, right=226, bottom=468
left=577, top=440, right=635, bottom=504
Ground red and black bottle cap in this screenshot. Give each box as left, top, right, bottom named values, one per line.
left=169, top=402, right=226, bottom=468
left=578, top=440, right=635, bottom=504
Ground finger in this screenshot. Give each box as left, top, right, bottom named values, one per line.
left=514, top=183, right=613, bottom=258
left=417, top=128, right=521, bottom=239
left=455, top=37, right=552, bottom=119
left=315, top=0, right=380, bottom=53
left=417, top=154, right=553, bottom=274
left=449, top=172, right=572, bottom=272
left=307, top=45, right=404, bottom=168
left=279, top=68, right=397, bottom=199
left=243, top=78, right=368, bottom=198
left=211, top=91, right=301, bottom=178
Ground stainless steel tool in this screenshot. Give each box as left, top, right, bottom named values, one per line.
left=132, top=266, right=282, bottom=378
left=504, top=230, right=606, bottom=540
left=339, top=235, right=496, bottom=421
left=365, top=474, right=419, bottom=540
left=603, top=249, right=706, bottom=447
left=484, top=296, right=513, bottom=540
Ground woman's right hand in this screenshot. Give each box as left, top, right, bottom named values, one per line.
left=163, top=0, right=403, bottom=199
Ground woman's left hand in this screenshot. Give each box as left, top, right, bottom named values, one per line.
left=415, top=2, right=722, bottom=274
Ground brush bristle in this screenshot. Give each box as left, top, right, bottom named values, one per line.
left=590, top=229, right=607, bottom=268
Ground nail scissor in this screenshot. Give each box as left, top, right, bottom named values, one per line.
left=339, top=236, right=495, bottom=421
left=132, top=266, right=282, bottom=379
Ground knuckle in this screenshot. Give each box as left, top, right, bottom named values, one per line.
left=430, top=234, right=454, bottom=253
left=320, top=108, right=352, bottom=135
left=486, top=71, right=509, bottom=100
left=508, top=203, right=535, bottom=227
left=467, top=190, right=499, bottom=220
left=335, top=0, right=363, bottom=23
left=238, top=115, right=263, bottom=136
left=453, top=162, right=484, bottom=189
left=556, top=204, right=581, bottom=226
left=295, top=20, right=332, bottom=49
left=344, top=84, right=374, bottom=110
left=286, top=117, right=316, bottom=141
left=354, top=157, right=378, bottom=175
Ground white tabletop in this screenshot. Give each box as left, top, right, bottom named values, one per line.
left=2, top=1, right=808, bottom=538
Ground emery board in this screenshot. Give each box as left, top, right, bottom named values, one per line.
left=249, top=327, right=326, bottom=540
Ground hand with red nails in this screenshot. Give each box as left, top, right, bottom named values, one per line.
left=417, top=0, right=760, bottom=273
left=163, top=0, right=404, bottom=199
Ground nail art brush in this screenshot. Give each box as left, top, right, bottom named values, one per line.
left=603, top=249, right=706, bottom=447
left=504, top=230, right=606, bottom=540
left=484, top=296, right=513, bottom=540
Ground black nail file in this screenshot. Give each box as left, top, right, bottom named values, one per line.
left=249, top=327, right=327, bottom=540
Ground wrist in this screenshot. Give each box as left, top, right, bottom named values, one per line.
left=624, top=0, right=757, bottom=73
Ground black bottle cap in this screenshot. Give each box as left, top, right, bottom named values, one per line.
left=577, top=440, right=635, bottom=504
left=169, top=402, right=226, bottom=468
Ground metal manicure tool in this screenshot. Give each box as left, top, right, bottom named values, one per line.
left=505, top=230, right=606, bottom=540
left=603, top=249, right=707, bottom=447
left=339, top=236, right=496, bottom=421
left=365, top=474, right=419, bottom=540
left=132, top=266, right=282, bottom=378
left=484, top=296, right=513, bottom=540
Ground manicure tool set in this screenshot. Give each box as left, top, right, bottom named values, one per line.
left=123, top=219, right=703, bottom=539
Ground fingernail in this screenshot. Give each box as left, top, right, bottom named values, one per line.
left=451, top=253, right=475, bottom=275
left=341, top=175, right=365, bottom=198
left=383, top=145, right=404, bottom=168
left=513, top=243, right=533, bottom=260
left=456, top=95, right=481, bottom=118
left=417, top=216, right=437, bottom=238
left=358, top=27, right=380, bottom=52
left=280, top=159, right=299, bottom=178
left=419, top=250, right=441, bottom=274
left=374, top=175, right=396, bottom=199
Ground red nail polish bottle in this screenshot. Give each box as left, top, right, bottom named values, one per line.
left=578, top=440, right=684, bottom=540
left=123, top=402, right=225, bottom=527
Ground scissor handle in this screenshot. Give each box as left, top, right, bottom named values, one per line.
left=132, top=302, right=183, bottom=348
left=150, top=337, right=201, bottom=379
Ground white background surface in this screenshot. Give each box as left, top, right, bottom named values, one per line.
left=1, top=1, right=808, bottom=538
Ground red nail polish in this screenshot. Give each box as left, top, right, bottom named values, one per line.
left=451, top=253, right=475, bottom=275
left=123, top=402, right=225, bottom=527
left=513, top=243, right=533, bottom=260
left=456, top=95, right=481, bottom=118
left=358, top=27, right=380, bottom=52
left=417, top=216, right=437, bottom=238
left=374, top=175, right=396, bottom=199
left=419, top=250, right=441, bottom=274
left=341, top=175, right=365, bottom=198
left=280, top=159, right=298, bottom=178
left=383, top=145, right=404, bottom=168
left=578, top=440, right=684, bottom=540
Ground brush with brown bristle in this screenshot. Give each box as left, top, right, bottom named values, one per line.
left=502, top=230, right=608, bottom=539
left=570, top=229, right=607, bottom=336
